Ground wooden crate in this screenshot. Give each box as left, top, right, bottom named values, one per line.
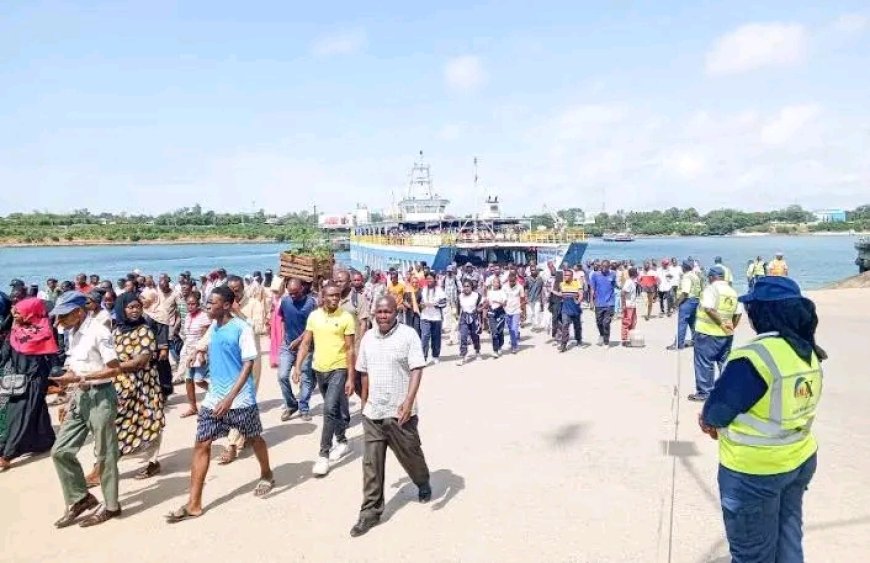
left=279, top=252, right=334, bottom=282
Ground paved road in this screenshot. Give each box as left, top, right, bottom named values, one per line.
left=2, top=289, right=867, bottom=562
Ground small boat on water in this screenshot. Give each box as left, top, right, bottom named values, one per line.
left=350, top=152, right=588, bottom=271
left=602, top=232, right=635, bottom=242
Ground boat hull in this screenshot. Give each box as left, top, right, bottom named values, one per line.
left=350, top=240, right=588, bottom=272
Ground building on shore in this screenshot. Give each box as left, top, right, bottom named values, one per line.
left=813, top=209, right=847, bottom=223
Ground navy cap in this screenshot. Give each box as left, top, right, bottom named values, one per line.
left=50, top=291, right=88, bottom=316
left=681, top=260, right=694, bottom=270
left=707, top=265, right=725, bottom=278
left=714, top=256, right=723, bottom=263
left=738, top=276, right=802, bottom=303
left=9, top=279, right=24, bottom=287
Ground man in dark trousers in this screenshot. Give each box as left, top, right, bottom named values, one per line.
left=350, top=295, right=431, bottom=537
left=589, top=260, right=617, bottom=346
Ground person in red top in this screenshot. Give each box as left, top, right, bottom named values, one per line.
left=638, top=261, right=658, bottom=321
left=74, top=273, right=92, bottom=295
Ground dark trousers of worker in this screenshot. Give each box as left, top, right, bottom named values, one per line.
left=676, top=298, right=699, bottom=348
left=658, top=290, right=674, bottom=316
left=719, top=454, right=817, bottom=563
left=315, top=369, right=349, bottom=457
left=559, top=312, right=582, bottom=346
left=420, top=319, right=442, bottom=361
left=693, top=333, right=734, bottom=396
left=51, top=384, right=120, bottom=511
left=595, top=306, right=614, bottom=344
left=458, top=313, right=481, bottom=357
left=360, top=415, right=430, bottom=520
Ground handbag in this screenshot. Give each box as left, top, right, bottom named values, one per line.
left=0, top=368, right=27, bottom=407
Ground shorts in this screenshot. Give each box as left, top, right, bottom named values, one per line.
left=195, top=404, right=262, bottom=443
left=186, top=365, right=209, bottom=383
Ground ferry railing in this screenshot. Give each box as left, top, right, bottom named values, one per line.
left=350, top=230, right=586, bottom=246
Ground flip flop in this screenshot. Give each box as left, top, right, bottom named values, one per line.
left=179, top=408, right=198, bottom=419
left=253, top=478, right=275, bottom=498
left=165, top=505, right=202, bottom=524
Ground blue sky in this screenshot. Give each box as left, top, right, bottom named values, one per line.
left=1, top=1, right=868, bottom=217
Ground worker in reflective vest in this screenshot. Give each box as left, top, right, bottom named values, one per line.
left=713, top=256, right=733, bottom=286
left=667, top=260, right=702, bottom=350
left=698, top=276, right=824, bottom=563
left=688, top=266, right=742, bottom=401
left=768, top=252, right=789, bottom=276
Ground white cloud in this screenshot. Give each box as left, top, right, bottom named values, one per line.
left=831, top=13, right=868, bottom=36
left=661, top=150, right=707, bottom=180
left=443, top=56, right=487, bottom=92
left=759, top=104, right=821, bottom=145
left=706, top=23, right=807, bottom=76
left=310, top=29, right=367, bottom=56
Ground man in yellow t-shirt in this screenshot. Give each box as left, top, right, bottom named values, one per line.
left=387, top=271, right=406, bottom=311
left=294, top=283, right=356, bottom=478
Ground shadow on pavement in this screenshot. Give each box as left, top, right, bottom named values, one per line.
left=548, top=422, right=590, bottom=448
left=383, top=468, right=466, bottom=521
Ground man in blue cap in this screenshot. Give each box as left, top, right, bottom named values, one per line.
left=698, top=276, right=824, bottom=562
left=47, top=291, right=124, bottom=528
left=688, top=265, right=742, bottom=401
left=667, top=260, right=703, bottom=350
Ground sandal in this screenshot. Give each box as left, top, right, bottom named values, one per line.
left=165, top=505, right=202, bottom=524
left=217, top=446, right=237, bottom=465
left=134, top=461, right=161, bottom=480
left=179, top=407, right=198, bottom=419
left=253, top=477, right=275, bottom=498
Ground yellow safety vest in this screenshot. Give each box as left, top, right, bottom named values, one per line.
left=682, top=271, right=702, bottom=299
left=695, top=282, right=738, bottom=337
left=752, top=261, right=766, bottom=277
left=719, top=336, right=822, bottom=475
left=768, top=259, right=788, bottom=276
left=719, top=264, right=733, bottom=285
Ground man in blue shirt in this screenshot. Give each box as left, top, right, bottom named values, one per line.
left=166, top=285, right=274, bottom=523
left=589, top=260, right=617, bottom=346
left=277, top=278, right=318, bottom=421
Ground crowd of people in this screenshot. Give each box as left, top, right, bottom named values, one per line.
left=0, top=248, right=824, bottom=557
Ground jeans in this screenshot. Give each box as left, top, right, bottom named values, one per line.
left=277, top=342, right=314, bottom=413
left=719, top=454, right=817, bottom=563
left=595, top=306, right=615, bottom=344
left=693, top=333, right=733, bottom=396
left=560, top=312, right=582, bottom=346
left=420, top=319, right=442, bottom=360
left=488, top=308, right=505, bottom=353
left=506, top=313, right=521, bottom=351
left=458, top=314, right=481, bottom=356
left=676, top=298, right=699, bottom=348
left=315, top=369, right=349, bottom=457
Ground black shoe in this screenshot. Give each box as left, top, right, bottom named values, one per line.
left=418, top=483, right=432, bottom=503
left=666, top=344, right=680, bottom=351
left=350, top=515, right=380, bottom=537
left=684, top=340, right=694, bottom=348
left=558, top=345, right=566, bottom=353
left=79, top=506, right=122, bottom=528
left=54, top=493, right=99, bottom=528
left=281, top=407, right=298, bottom=422
left=687, top=393, right=709, bottom=402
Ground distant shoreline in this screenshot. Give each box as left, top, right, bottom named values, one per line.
left=0, top=237, right=282, bottom=249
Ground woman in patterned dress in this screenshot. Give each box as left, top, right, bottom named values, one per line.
left=110, top=292, right=166, bottom=478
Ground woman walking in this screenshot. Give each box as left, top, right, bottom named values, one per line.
left=486, top=277, right=507, bottom=358
left=456, top=281, right=483, bottom=365
left=0, top=298, right=57, bottom=471
left=268, top=276, right=285, bottom=369
left=419, top=273, right=447, bottom=364
left=177, top=293, right=212, bottom=418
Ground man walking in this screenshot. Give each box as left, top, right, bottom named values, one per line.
left=524, top=267, right=545, bottom=330
left=166, top=286, right=273, bottom=523
left=668, top=261, right=703, bottom=351
left=277, top=279, right=317, bottom=422
left=350, top=295, right=431, bottom=537
left=48, top=292, right=123, bottom=528
left=589, top=260, right=617, bottom=346
left=503, top=271, right=525, bottom=353
left=294, top=282, right=356, bottom=477
left=554, top=269, right=583, bottom=352
left=688, top=266, right=742, bottom=402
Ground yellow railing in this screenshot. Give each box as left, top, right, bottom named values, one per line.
left=351, top=229, right=586, bottom=246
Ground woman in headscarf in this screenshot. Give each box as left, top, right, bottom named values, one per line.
left=698, top=277, right=825, bottom=563
left=268, top=276, right=286, bottom=369
left=0, top=298, right=58, bottom=471
left=104, top=292, right=166, bottom=479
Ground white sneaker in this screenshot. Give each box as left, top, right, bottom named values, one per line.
left=456, top=357, right=466, bottom=366
left=329, top=442, right=350, bottom=462
left=432, top=358, right=440, bottom=365
left=313, top=455, right=330, bottom=476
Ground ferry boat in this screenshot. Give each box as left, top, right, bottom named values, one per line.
left=602, top=232, right=635, bottom=242
left=350, top=152, right=588, bottom=272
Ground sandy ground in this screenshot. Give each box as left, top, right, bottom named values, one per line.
left=2, top=289, right=868, bottom=562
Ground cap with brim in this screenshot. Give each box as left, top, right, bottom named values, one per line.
left=86, top=289, right=105, bottom=303
left=9, top=279, right=24, bottom=287
left=706, top=265, right=725, bottom=278
left=681, top=260, right=694, bottom=269
left=50, top=291, right=88, bottom=316
left=738, top=276, right=802, bottom=304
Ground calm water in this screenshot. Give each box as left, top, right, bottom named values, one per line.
left=0, top=236, right=859, bottom=292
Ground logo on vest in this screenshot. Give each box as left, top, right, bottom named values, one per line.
left=794, top=377, right=814, bottom=399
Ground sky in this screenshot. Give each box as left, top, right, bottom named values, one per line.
left=1, top=1, right=868, bottom=218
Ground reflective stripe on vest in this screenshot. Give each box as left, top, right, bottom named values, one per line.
left=718, top=336, right=822, bottom=475
left=694, top=283, right=738, bottom=337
